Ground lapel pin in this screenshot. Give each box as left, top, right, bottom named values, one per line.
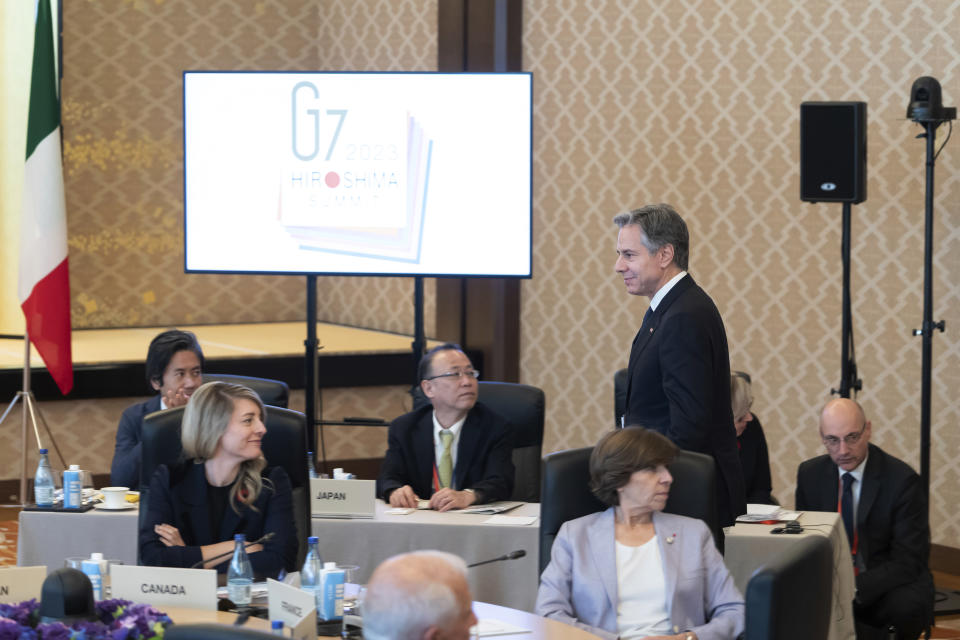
left=666, top=533, right=676, bottom=544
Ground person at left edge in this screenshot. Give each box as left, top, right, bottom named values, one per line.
left=110, top=329, right=204, bottom=488
left=377, top=343, right=514, bottom=512
left=139, top=381, right=297, bottom=577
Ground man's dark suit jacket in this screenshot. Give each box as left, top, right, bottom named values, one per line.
left=795, top=443, right=933, bottom=609
left=739, top=415, right=774, bottom=505
left=376, top=402, right=514, bottom=504
left=139, top=461, right=298, bottom=577
left=111, top=395, right=161, bottom=488
left=624, top=273, right=745, bottom=526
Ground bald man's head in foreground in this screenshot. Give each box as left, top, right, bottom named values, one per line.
left=362, top=550, right=477, bottom=640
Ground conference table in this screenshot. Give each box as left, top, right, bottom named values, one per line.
left=310, top=501, right=542, bottom=612
left=17, top=501, right=542, bottom=611
left=725, top=511, right=856, bottom=640
left=19, top=502, right=854, bottom=634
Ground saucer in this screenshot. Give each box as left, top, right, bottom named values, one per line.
left=93, top=503, right=136, bottom=511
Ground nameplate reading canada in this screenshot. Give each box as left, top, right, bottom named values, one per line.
left=111, top=565, right=217, bottom=610
left=310, top=478, right=375, bottom=518
left=0, top=566, right=45, bottom=603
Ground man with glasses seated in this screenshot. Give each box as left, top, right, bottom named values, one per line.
left=795, top=398, right=933, bottom=639
left=377, top=343, right=514, bottom=512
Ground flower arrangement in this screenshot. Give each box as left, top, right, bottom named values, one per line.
left=0, top=599, right=171, bottom=640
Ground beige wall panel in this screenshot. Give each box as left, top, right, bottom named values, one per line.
left=522, top=0, right=960, bottom=546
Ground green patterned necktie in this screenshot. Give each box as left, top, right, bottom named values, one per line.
left=438, top=430, right=454, bottom=488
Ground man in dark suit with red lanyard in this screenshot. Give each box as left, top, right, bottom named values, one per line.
left=796, top=398, right=933, bottom=639
left=614, top=203, right=745, bottom=529
left=377, top=343, right=514, bottom=512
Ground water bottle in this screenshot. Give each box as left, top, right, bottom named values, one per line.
left=227, top=534, right=253, bottom=607
left=34, top=449, right=54, bottom=507
left=270, top=620, right=284, bottom=636
left=301, top=536, right=323, bottom=610
left=307, top=452, right=319, bottom=479
left=63, top=464, right=82, bottom=509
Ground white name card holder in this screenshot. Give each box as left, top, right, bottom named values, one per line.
left=111, top=564, right=217, bottom=610
left=310, top=478, right=375, bottom=518
left=0, top=566, right=46, bottom=602
left=267, top=578, right=317, bottom=640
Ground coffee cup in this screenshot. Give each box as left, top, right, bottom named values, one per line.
left=100, top=487, right=129, bottom=509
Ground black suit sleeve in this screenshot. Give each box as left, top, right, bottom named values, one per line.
left=250, top=467, right=298, bottom=577
left=465, top=418, right=514, bottom=503
left=856, top=472, right=928, bottom=607
left=658, top=309, right=719, bottom=452
left=377, top=418, right=416, bottom=500
left=794, top=461, right=814, bottom=511
left=139, top=465, right=204, bottom=569
left=111, top=404, right=145, bottom=488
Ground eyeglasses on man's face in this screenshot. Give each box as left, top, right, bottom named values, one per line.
left=821, top=422, right=867, bottom=449
left=424, top=369, right=480, bottom=382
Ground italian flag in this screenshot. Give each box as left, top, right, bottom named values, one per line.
left=19, top=0, right=73, bottom=395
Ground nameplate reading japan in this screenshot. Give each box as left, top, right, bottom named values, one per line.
left=310, top=478, right=375, bottom=518
left=0, top=566, right=45, bottom=603
left=267, top=578, right=317, bottom=640
left=111, top=565, right=217, bottom=610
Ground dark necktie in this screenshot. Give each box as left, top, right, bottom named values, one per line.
left=841, top=472, right=855, bottom=549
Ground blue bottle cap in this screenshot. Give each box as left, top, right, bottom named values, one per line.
left=39, top=448, right=48, bottom=454
left=235, top=533, right=245, bottom=542
left=308, top=536, right=318, bottom=544
left=271, top=621, right=283, bottom=630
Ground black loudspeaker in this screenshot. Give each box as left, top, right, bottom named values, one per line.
left=800, top=102, right=867, bottom=203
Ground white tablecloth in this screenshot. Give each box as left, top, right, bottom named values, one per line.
left=724, top=510, right=856, bottom=640
left=311, top=501, right=541, bottom=612
left=18, top=506, right=140, bottom=570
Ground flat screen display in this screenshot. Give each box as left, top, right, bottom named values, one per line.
left=183, top=71, right=532, bottom=277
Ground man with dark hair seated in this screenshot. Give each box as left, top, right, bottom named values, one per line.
left=110, top=329, right=204, bottom=488
left=377, top=343, right=514, bottom=511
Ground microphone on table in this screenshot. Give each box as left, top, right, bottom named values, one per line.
left=189, top=532, right=276, bottom=569
left=467, top=549, right=526, bottom=568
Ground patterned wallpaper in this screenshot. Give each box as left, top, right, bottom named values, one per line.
left=29, top=0, right=960, bottom=549
left=521, top=0, right=960, bottom=547
left=60, top=0, right=435, bottom=335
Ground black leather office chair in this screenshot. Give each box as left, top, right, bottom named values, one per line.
left=613, top=367, right=628, bottom=426
left=539, top=447, right=602, bottom=575
left=409, top=380, right=546, bottom=503
left=477, top=381, right=545, bottom=503
left=203, top=374, right=290, bottom=408
left=538, top=444, right=720, bottom=574
left=137, top=404, right=310, bottom=568
left=743, top=535, right=832, bottom=640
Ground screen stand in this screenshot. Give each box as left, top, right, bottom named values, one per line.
left=305, top=275, right=324, bottom=473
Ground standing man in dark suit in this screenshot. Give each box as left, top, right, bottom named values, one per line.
left=614, top=204, right=745, bottom=527
left=110, top=329, right=205, bottom=488
left=796, top=398, right=933, bottom=639
left=377, top=343, right=514, bottom=512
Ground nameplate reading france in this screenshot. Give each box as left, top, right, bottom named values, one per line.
left=111, top=565, right=217, bottom=610
left=267, top=578, right=317, bottom=640
left=310, top=478, right=375, bottom=518
left=0, top=566, right=45, bottom=603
